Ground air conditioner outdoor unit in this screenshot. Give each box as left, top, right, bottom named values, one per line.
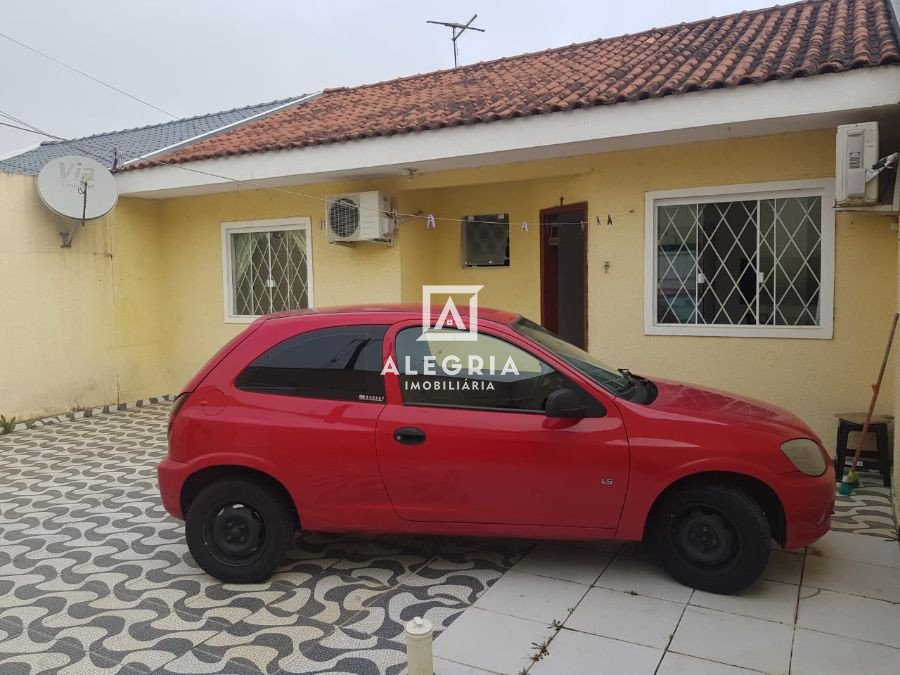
left=325, top=191, right=393, bottom=242
left=836, top=122, right=879, bottom=205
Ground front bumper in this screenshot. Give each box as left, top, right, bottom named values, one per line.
left=781, top=464, right=835, bottom=549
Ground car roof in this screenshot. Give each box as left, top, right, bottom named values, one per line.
left=265, top=303, right=521, bottom=325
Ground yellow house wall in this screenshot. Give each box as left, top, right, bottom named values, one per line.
left=392, top=130, right=898, bottom=447
left=2, top=128, right=896, bottom=455
left=156, top=181, right=443, bottom=388
left=0, top=173, right=168, bottom=421
left=895, top=229, right=900, bottom=521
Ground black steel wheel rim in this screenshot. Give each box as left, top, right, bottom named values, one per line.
left=204, top=502, right=266, bottom=566
left=668, top=503, right=743, bottom=573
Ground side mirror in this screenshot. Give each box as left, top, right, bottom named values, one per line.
left=545, top=388, right=586, bottom=419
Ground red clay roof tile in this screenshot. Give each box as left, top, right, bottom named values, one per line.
left=131, top=0, right=899, bottom=170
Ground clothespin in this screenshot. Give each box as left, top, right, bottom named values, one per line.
left=426, top=214, right=436, bottom=229
left=521, top=221, right=529, bottom=232
left=580, top=220, right=584, bottom=233
left=607, top=214, right=613, bottom=226
left=320, top=219, right=325, bottom=230
left=595, top=216, right=602, bottom=226
left=391, top=209, right=399, bottom=229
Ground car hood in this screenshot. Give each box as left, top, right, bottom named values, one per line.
left=643, top=377, right=818, bottom=441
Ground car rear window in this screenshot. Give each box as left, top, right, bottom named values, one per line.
left=235, top=325, right=388, bottom=403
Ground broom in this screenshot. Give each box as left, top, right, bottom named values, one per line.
left=838, top=312, right=899, bottom=496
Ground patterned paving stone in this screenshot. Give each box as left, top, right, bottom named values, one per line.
left=0, top=403, right=530, bottom=673
left=831, top=473, right=897, bottom=539
left=1, top=401, right=892, bottom=673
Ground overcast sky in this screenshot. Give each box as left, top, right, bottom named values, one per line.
left=0, top=0, right=776, bottom=155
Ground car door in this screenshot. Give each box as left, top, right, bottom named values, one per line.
left=227, top=322, right=390, bottom=529
left=374, top=321, right=629, bottom=529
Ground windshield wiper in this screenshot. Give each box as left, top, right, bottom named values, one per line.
left=614, top=368, right=639, bottom=398
left=617, top=368, right=658, bottom=404
left=618, top=368, right=647, bottom=384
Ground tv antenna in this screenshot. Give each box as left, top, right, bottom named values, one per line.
left=426, top=14, right=485, bottom=68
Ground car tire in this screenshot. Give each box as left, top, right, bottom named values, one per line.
left=647, top=483, right=770, bottom=594
left=185, top=477, right=295, bottom=583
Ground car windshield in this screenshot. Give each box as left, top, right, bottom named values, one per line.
left=512, top=317, right=635, bottom=398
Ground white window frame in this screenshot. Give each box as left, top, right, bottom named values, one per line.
left=221, top=217, right=314, bottom=324
left=644, top=179, right=835, bottom=339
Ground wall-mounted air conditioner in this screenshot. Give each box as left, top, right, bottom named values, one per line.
left=325, top=191, right=393, bottom=243
left=836, top=122, right=879, bottom=206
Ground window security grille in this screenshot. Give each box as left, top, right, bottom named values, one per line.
left=230, top=228, right=309, bottom=316
left=656, top=196, right=822, bottom=327
left=462, top=214, right=510, bottom=267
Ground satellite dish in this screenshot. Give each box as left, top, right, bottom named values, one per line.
left=37, top=155, right=118, bottom=220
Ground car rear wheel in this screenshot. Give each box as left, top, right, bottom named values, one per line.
left=647, top=483, right=770, bottom=594
left=185, top=477, right=295, bottom=583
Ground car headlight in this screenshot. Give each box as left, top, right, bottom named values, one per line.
left=780, top=438, right=827, bottom=476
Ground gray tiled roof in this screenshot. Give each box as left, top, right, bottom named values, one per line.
left=0, top=95, right=311, bottom=175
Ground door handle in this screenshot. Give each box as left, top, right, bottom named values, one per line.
left=393, top=426, right=426, bottom=445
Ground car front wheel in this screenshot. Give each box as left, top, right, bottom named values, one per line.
left=647, top=483, right=771, bottom=594
left=185, top=477, right=295, bottom=583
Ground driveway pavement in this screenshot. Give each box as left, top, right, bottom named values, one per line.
left=0, top=404, right=529, bottom=674
left=0, top=403, right=896, bottom=675
left=433, top=530, right=900, bottom=674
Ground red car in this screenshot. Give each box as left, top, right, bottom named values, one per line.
left=159, top=305, right=834, bottom=594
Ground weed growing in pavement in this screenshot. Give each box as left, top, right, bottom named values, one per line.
left=0, top=415, right=16, bottom=434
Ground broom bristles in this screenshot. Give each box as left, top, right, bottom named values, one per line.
left=837, top=470, right=859, bottom=496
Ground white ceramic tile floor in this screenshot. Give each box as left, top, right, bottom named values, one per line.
left=657, top=652, right=764, bottom=675
left=432, top=530, right=900, bottom=675
left=806, top=530, right=900, bottom=568
left=554, top=539, right=623, bottom=554
left=472, top=569, right=588, bottom=624
left=791, top=627, right=900, bottom=675
left=511, top=543, right=613, bottom=585
left=760, top=549, right=804, bottom=585
left=690, top=578, right=799, bottom=624
left=433, top=607, right=555, bottom=674
left=796, top=587, right=900, bottom=649
left=434, top=656, right=499, bottom=675
left=669, top=606, right=794, bottom=674
left=802, top=554, right=900, bottom=602
left=593, top=554, right=694, bottom=603
left=529, top=628, right=662, bottom=675
left=565, top=587, right=685, bottom=648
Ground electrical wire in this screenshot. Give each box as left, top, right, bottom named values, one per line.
left=0, top=31, right=178, bottom=119
left=0, top=120, right=53, bottom=136
left=0, top=29, right=627, bottom=227
left=0, top=107, right=113, bottom=167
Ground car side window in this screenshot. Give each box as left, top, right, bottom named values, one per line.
left=235, top=325, right=388, bottom=403
left=394, top=327, right=591, bottom=413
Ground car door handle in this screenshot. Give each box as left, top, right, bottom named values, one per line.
left=393, top=427, right=426, bottom=445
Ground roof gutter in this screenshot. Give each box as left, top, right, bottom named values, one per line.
left=123, top=92, right=322, bottom=167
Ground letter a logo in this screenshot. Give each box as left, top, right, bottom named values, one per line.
left=435, top=297, right=466, bottom=330
left=420, top=285, right=483, bottom=341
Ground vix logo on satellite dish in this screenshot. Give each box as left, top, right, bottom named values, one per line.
left=420, top=285, right=483, bottom=341
left=57, top=160, right=96, bottom=187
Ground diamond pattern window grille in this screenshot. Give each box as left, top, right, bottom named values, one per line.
left=462, top=214, right=510, bottom=267
left=230, top=228, right=309, bottom=317
left=656, top=195, right=822, bottom=327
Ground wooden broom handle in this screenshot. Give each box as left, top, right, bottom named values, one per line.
left=849, top=312, right=900, bottom=473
